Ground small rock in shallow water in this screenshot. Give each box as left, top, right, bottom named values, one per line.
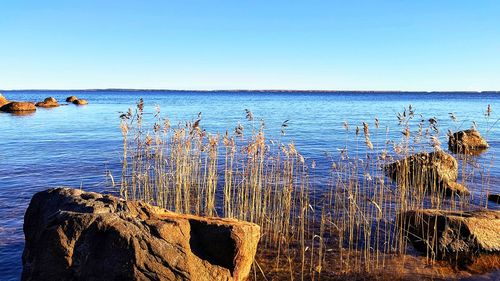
left=22, top=188, right=260, bottom=281
left=385, top=150, right=469, bottom=196
left=72, top=99, right=88, bottom=105
left=66, top=95, right=78, bottom=102
left=44, top=97, right=57, bottom=103
left=35, top=97, right=59, bottom=108
left=449, top=129, right=489, bottom=154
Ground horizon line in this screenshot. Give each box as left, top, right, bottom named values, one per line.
left=2, top=88, right=500, bottom=93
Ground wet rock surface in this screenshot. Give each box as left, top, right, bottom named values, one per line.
left=22, top=188, right=260, bottom=281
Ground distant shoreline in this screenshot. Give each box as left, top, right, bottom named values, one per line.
left=2, top=89, right=500, bottom=94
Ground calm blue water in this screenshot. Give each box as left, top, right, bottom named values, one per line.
left=0, top=90, right=499, bottom=280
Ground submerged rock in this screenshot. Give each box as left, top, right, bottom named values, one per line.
left=385, top=150, right=469, bottom=196
left=22, top=188, right=260, bottom=281
left=72, top=99, right=88, bottom=105
left=66, top=95, right=78, bottom=102
left=0, top=101, right=36, bottom=112
left=400, top=209, right=500, bottom=265
left=0, top=94, right=8, bottom=107
left=35, top=97, right=59, bottom=108
left=449, top=129, right=489, bottom=154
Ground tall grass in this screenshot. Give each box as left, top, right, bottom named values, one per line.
left=119, top=100, right=494, bottom=279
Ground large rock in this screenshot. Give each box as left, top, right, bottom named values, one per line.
left=35, top=97, right=59, bottom=108
left=385, top=150, right=469, bottom=196
left=400, top=209, right=500, bottom=265
left=22, top=188, right=260, bottom=281
left=449, top=129, right=489, bottom=154
left=0, top=101, right=36, bottom=112
left=0, top=93, right=9, bottom=106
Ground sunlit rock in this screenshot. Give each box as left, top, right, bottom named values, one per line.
left=72, top=99, right=88, bottom=105
left=448, top=129, right=489, bottom=155
left=22, top=188, right=260, bottom=281
left=35, top=97, right=59, bottom=108
left=400, top=209, right=500, bottom=265
left=0, top=93, right=9, bottom=107
left=385, top=150, right=469, bottom=196
left=0, top=101, right=36, bottom=113
left=66, top=95, right=78, bottom=102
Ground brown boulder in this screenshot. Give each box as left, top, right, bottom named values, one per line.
left=400, top=209, right=500, bottom=265
left=449, top=129, right=489, bottom=154
left=22, top=188, right=260, bottom=281
left=0, top=101, right=36, bottom=112
left=66, top=95, right=78, bottom=102
left=44, top=97, right=58, bottom=103
left=72, top=99, right=88, bottom=105
left=35, top=97, right=59, bottom=108
left=0, top=93, right=8, bottom=106
left=385, top=150, right=469, bottom=196
left=35, top=101, right=59, bottom=108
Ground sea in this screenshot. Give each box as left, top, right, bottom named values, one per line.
left=0, top=90, right=498, bottom=280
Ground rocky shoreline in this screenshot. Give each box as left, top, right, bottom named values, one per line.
left=21, top=188, right=500, bottom=281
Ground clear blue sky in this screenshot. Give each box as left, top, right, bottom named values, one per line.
left=1, top=1, right=499, bottom=91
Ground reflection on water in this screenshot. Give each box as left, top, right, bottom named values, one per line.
left=0, top=90, right=498, bottom=280
left=0, top=111, right=36, bottom=117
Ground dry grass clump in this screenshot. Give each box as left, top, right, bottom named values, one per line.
left=119, top=100, right=496, bottom=280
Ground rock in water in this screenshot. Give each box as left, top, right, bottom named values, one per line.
left=35, top=97, right=59, bottom=108
left=72, top=99, right=88, bottom=105
left=0, top=101, right=36, bottom=112
left=66, top=96, right=78, bottom=102
left=22, top=188, right=260, bottom=281
left=449, top=129, right=489, bottom=154
left=400, top=209, right=500, bottom=265
left=0, top=93, right=8, bottom=106
left=385, top=150, right=469, bottom=196
left=44, top=97, right=57, bottom=103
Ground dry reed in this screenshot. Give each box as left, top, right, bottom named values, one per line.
left=118, top=101, right=495, bottom=280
